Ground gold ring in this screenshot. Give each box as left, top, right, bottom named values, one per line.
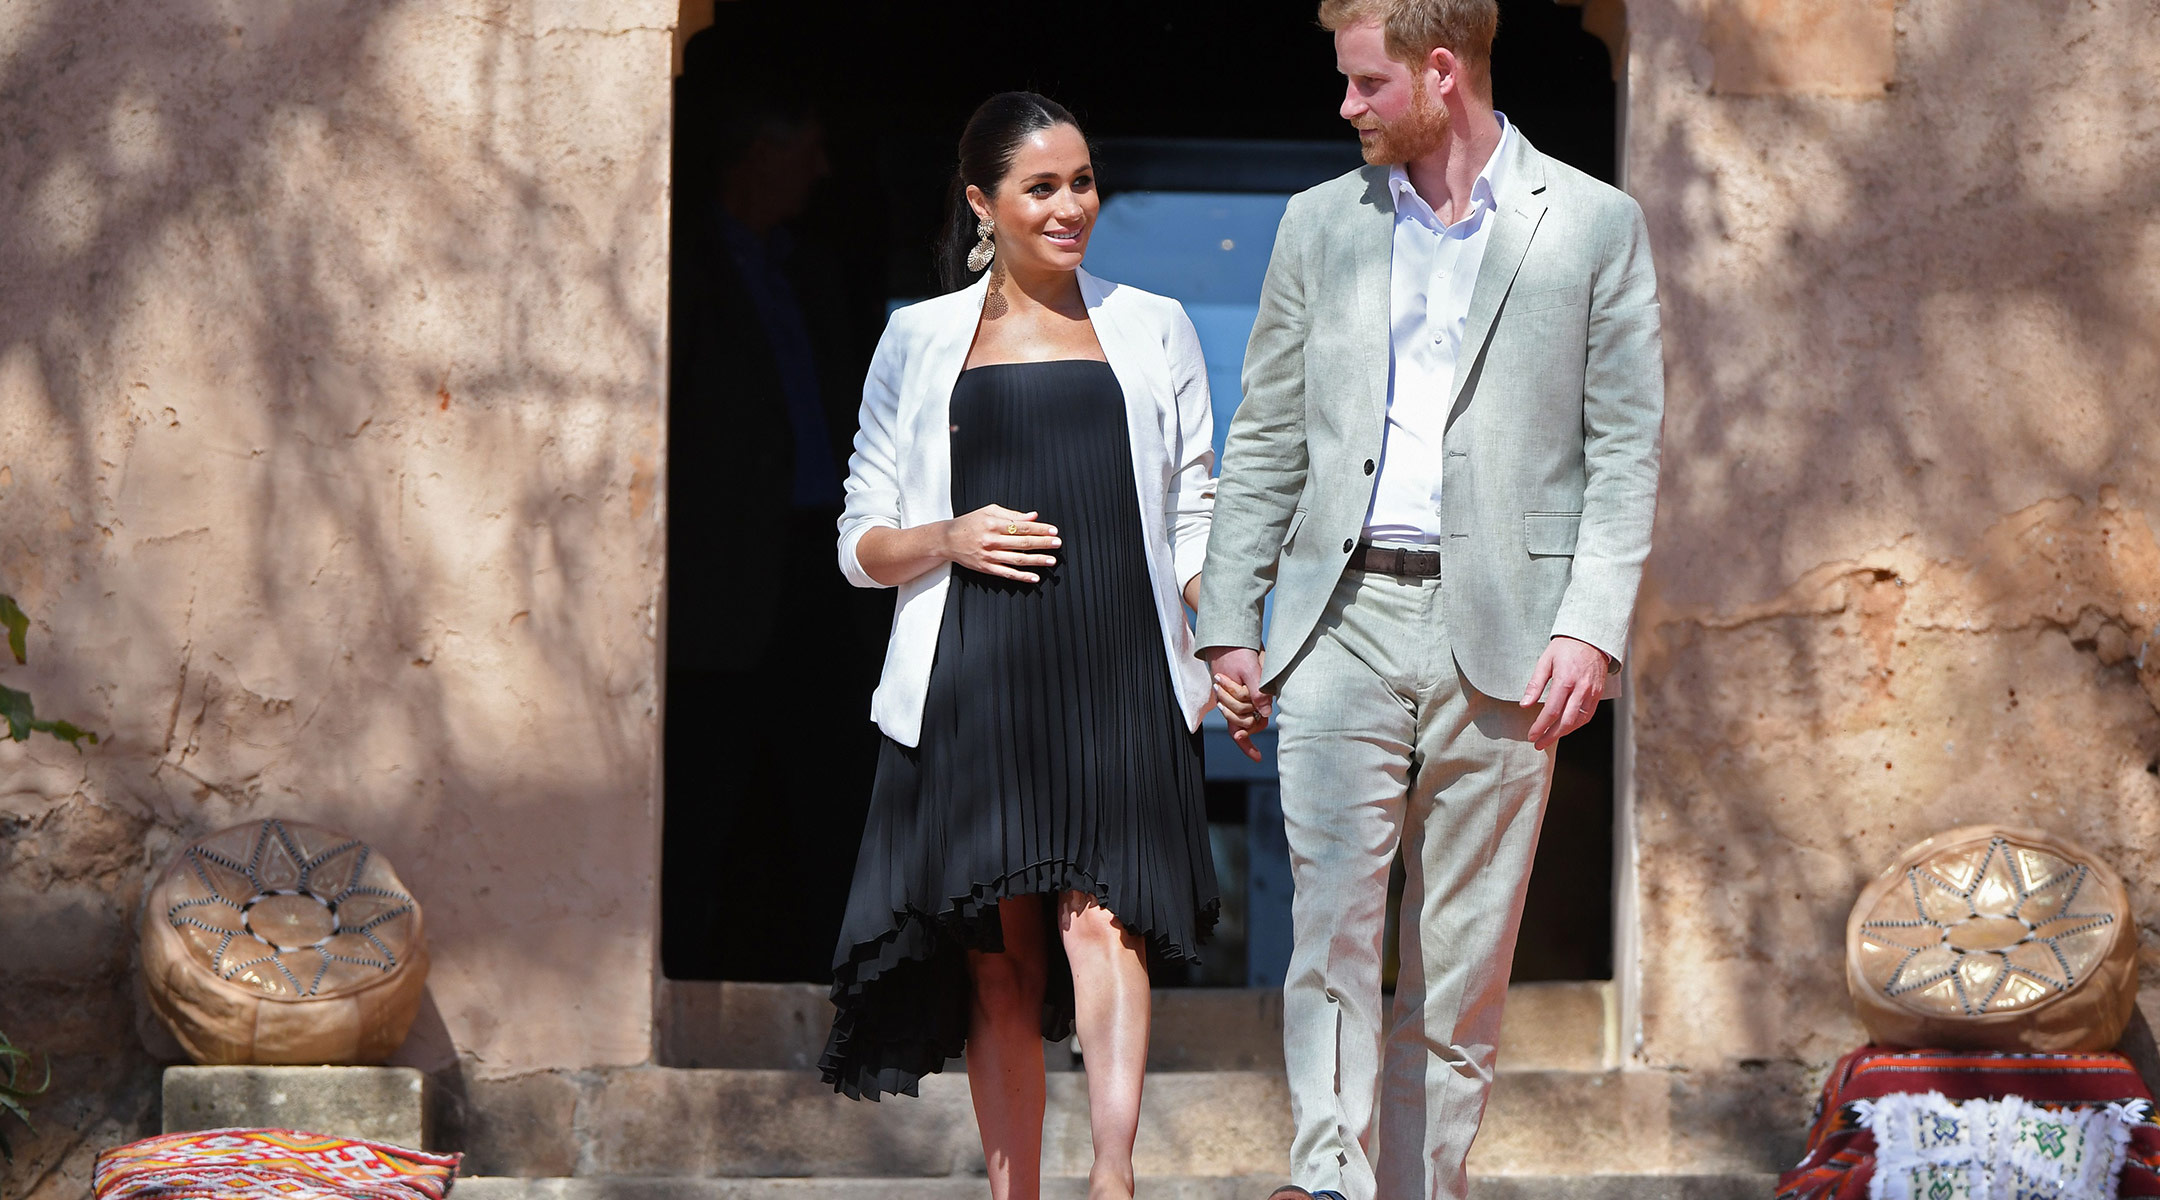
left=1006, top=523, right=1019, bottom=535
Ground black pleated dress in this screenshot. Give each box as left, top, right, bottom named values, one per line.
left=820, top=359, right=1219, bottom=1101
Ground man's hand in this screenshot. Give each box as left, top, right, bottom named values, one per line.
left=1520, top=635, right=1611, bottom=751
left=1202, top=645, right=1271, bottom=762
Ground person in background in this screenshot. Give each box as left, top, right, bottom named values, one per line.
left=820, top=92, right=1221, bottom=1200
left=664, top=46, right=885, bottom=983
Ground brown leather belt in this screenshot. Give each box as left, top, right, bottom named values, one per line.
left=1349, top=542, right=1442, bottom=578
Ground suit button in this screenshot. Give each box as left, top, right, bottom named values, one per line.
left=1363, top=459, right=1375, bottom=475
left=1342, top=538, right=1354, bottom=553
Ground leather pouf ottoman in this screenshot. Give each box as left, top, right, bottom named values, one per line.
left=142, top=819, right=429, bottom=1064
left=1847, top=824, right=2137, bottom=1053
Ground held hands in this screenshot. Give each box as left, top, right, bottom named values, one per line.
left=942, top=504, right=1060, bottom=583
left=1521, top=635, right=1611, bottom=752
left=1202, top=646, right=1271, bottom=763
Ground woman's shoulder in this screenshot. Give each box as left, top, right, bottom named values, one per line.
left=1081, top=270, right=1192, bottom=328
left=881, top=286, right=983, bottom=340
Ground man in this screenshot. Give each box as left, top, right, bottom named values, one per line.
left=1194, top=2, right=1664, bottom=1197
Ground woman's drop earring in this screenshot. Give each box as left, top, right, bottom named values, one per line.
left=966, top=219, right=996, bottom=273
left=984, top=260, right=1009, bottom=319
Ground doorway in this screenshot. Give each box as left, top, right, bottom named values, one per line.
left=661, top=0, right=1626, bottom=986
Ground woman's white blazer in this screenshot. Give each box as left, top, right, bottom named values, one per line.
left=837, top=267, right=1216, bottom=748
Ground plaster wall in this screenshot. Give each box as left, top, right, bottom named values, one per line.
left=0, top=0, right=672, bottom=1190
left=1622, top=0, right=2160, bottom=1080
left=5, top=0, right=2160, bottom=1186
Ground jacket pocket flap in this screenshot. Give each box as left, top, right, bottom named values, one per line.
left=1524, top=511, right=1582, bottom=555
left=1281, top=508, right=1308, bottom=547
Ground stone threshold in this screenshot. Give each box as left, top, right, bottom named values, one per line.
left=451, top=1176, right=1783, bottom=1200
left=659, top=979, right=1618, bottom=1073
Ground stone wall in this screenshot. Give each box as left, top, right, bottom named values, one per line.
left=5, top=0, right=2160, bottom=1188
left=1622, top=0, right=2160, bottom=1081
left=0, top=2, right=672, bottom=1193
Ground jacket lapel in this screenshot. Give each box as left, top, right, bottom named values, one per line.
left=910, top=272, right=992, bottom=521
left=1079, top=268, right=1157, bottom=438
left=1447, top=136, right=1549, bottom=423
left=1080, top=268, right=1171, bottom=522
left=1349, top=167, right=1396, bottom=441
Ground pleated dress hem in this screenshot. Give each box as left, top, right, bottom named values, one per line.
left=820, top=856, right=1221, bottom=1101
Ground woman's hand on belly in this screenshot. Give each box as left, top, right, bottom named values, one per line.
left=943, top=505, right=1061, bottom=583
left=856, top=505, right=1061, bottom=586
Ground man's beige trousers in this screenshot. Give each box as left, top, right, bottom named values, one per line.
left=1274, top=568, right=1558, bottom=1200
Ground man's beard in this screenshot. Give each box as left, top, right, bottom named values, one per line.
left=1355, top=86, right=1450, bottom=165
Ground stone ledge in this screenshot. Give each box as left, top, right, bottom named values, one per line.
left=539, top=1064, right=1806, bottom=1179
left=576, top=1069, right=1289, bottom=1179
left=452, top=1175, right=1784, bottom=1200
left=457, top=1181, right=1266, bottom=1200
left=163, top=1065, right=430, bottom=1149
left=658, top=981, right=1614, bottom=1074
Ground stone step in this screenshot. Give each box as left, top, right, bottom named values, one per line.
left=164, top=1065, right=429, bottom=1146
left=530, top=1065, right=1805, bottom=1180
left=574, top=1070, right=1284, bottom=1179
left=454, top=1176, right=1783, bottom=1200
left=658, top=981, right=1614, bottom=1074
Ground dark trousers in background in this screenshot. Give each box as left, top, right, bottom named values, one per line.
left=661, top=509, right=888, bottom=982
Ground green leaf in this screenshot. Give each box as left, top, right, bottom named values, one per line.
left=0, top=684, right=98, bottom=748
left=0, top=684, right=30, bottom=742
left=28, top=718, right=96, bottom=749
left=0, top=1025, right=32, bottom=1166
left=0, top=595, right=25, bottom=665
left=0, top=1051, right=46, bottom=1098
left=0, top=1094, right=30, bottom=1162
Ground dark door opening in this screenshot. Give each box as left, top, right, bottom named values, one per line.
left=662, top=0, right=1621, bottom=984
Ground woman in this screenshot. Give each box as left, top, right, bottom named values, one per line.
left=819, top=92, right=1223, bottom=1200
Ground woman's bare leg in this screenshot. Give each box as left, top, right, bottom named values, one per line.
left=1059, top=892, right=1151, bottom=1200
left=967, top=894, right=1050, bottom=1200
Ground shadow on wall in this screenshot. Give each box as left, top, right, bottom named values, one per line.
left=1620, top=0, right=2160, bottom=1099
left=0, top=2, right=669, bottom=1194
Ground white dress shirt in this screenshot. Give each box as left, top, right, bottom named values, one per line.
left=1363, top=115, right=1516, bottom=545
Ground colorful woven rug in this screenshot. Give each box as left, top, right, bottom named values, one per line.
left=1777, top=1046, right=2160, bottom=1200
left=94, top=1128, right=461, bottom=1200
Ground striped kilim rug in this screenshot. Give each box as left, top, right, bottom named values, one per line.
left=1777, top=1046, right=2160, bottom=1199
left=94, top=1128, right=460, bottom=1200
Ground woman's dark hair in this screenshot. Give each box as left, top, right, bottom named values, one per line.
left=937, top=91, right=1086, bottom=293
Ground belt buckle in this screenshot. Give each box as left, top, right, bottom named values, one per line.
left=1403, top=547, right=1441, bottom=577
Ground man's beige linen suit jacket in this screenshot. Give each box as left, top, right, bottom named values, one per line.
left=1194, top=133, right=1664, bottom=700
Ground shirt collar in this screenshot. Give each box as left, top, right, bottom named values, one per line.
left=1387, top=112, right=1513, bottom=232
